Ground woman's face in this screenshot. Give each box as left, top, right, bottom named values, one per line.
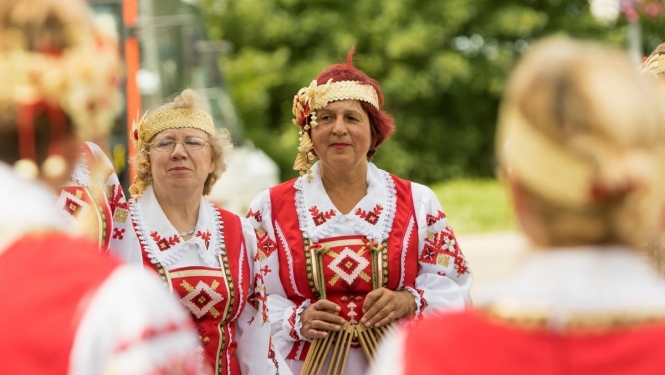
left=149, top=127, right=214, bottom=197
left=311, top=100, right=372, bottom=175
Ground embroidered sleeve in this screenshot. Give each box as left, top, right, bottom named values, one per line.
left=283, top=299, right=312, bottom=342
left=235, top=218, right=282, bottom=375
left=247, top=190, right=304, bottom=362
left=412, top=183, right=473, bottom=313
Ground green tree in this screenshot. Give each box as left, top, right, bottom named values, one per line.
left=202, top=0, right=657, bottom=183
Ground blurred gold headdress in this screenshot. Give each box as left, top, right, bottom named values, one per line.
left=291, top=79, right=379, bottom=180
left=0, top=0, right=121, bottom=177
left=642, top=46, right=665, bottom=77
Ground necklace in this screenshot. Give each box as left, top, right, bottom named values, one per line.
left=178, top=227, right=196, bottom=237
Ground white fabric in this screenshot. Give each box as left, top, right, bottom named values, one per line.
left=367, top=328, right=406, bottom=375
left=368, top=246, right=665, bottom=375
left=69, top=265, right=203, bottom=375
left=109, top=185, right=285, bottom=375
left=124, top=185, right=225, bottom=268
left=247, top=161, right=473, bottom=375
left=0, top=162, right=68, bottom=251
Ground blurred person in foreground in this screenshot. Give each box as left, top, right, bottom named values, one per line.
left=246, top=48, right=472, bottom=375
left=108, top=89, right=284, bottom=375
left=0, top=0, right=204, bottom=374
left=369, top=37, right=665, bottom=375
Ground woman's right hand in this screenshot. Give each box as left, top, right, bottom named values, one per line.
left=299, top=300, right=346, bottom=340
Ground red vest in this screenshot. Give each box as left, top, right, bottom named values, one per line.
left=404, top=310, right=665, bottom=375
left=0, top=232, right=119, bottom=375
left=269, top=175, right=419, bottom=360
left=135, top=207, right=248, bottom=375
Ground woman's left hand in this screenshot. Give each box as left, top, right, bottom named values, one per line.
left=360, top=288, right=415, bottom=328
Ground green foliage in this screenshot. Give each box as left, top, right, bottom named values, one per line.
left=431, top=178, right=517, bottom=234
left=202, top=0, right=660, bottom=183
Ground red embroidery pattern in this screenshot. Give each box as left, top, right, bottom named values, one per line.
left=287, top=308, right=300, bottom=340
left=416, top=288, right=428, bottom=313
left=248, top=272, right=269, bottom=324
left=114, top=319, right=194, bottom=353
left=195, top=230, right=211, bottom=249
left=255, top=228, right=277, bottom=261
left=246, top=208, right=262, bottom=223
left=355, top=204, right=383, bottom=225
left=150, top=232, right=180, bottom=251
left=309, top=206, right=336, bottom=226
left=108, top=183, right=128, bottom=214
left=426, top=210, right=446, bottom=226
left=112, top=228, right=125, bottom=239
left=419, top=229, right=469, bottom=277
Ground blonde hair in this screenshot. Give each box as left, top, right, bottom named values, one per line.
left=496, top=37, right=665, bottom=248
left=130, top=89, right=233, bottom=197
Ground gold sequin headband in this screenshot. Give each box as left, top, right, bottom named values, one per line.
left=292, top=79, right=379, bottom=180
left=131, top=108, right=215, bottom=150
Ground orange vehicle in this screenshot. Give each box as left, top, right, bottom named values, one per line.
left=90, top=0, right=278, bottom=213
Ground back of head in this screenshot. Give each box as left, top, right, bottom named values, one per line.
left=496, top=37, right=665, bottom=248
left=0, top=0, right=120, bottom=178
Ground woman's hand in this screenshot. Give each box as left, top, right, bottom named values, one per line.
left=360, top=288, right=415, bottom=328
left=299, top=300, right=347, bottom=340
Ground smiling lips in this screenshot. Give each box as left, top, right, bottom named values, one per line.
left=331, top=143, right=349, bottom=150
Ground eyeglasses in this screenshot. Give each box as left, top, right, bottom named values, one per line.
left=149, top=137, right=209, bottom=152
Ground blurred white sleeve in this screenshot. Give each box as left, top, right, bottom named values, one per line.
left=69, top=264, right=206, bottom=375
left=366, top=327, right=406, bottom=375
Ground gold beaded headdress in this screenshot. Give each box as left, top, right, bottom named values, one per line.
left=292, top=79, right=379, bottom=180
left=0, top=0, right=121, bottom=178
left=130, top=108, right=215, bottom=151
left=642, top=49, right=665, bottom=77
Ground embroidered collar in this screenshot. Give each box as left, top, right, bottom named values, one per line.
left=129, top=185, right=225, bottom=267
left=70, top=148, right=91, bottom=187
left=475, top=246, right=665, bottom=320
left=294, top=162, right=397, bottom=243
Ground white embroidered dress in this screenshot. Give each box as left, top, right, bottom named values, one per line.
left=109, top=186, right=284, bottom=375
left=246, top=162, right=473, bottom=375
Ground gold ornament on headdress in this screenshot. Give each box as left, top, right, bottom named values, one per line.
left=643, top=52, right=665, bottom=77
left=291, top=79, right=379, bottom=180
left=131, top=108, right=215, bottom=151
left=0, top=2, right=121, bottom=175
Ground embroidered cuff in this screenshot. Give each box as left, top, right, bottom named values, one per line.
left=283, top=299, right=311, bottom=342
left=402, top=287, right=423, bottom=318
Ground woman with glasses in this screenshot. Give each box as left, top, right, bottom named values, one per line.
left=109, top=89, right=285, bottom=375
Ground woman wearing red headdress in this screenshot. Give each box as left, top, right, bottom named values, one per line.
left=246, top=48, right=473, bottom=375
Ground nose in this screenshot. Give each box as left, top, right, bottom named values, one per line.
left=331, top=117, right=348, bottom=136
left=170, top=142, right=188, bottom=159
